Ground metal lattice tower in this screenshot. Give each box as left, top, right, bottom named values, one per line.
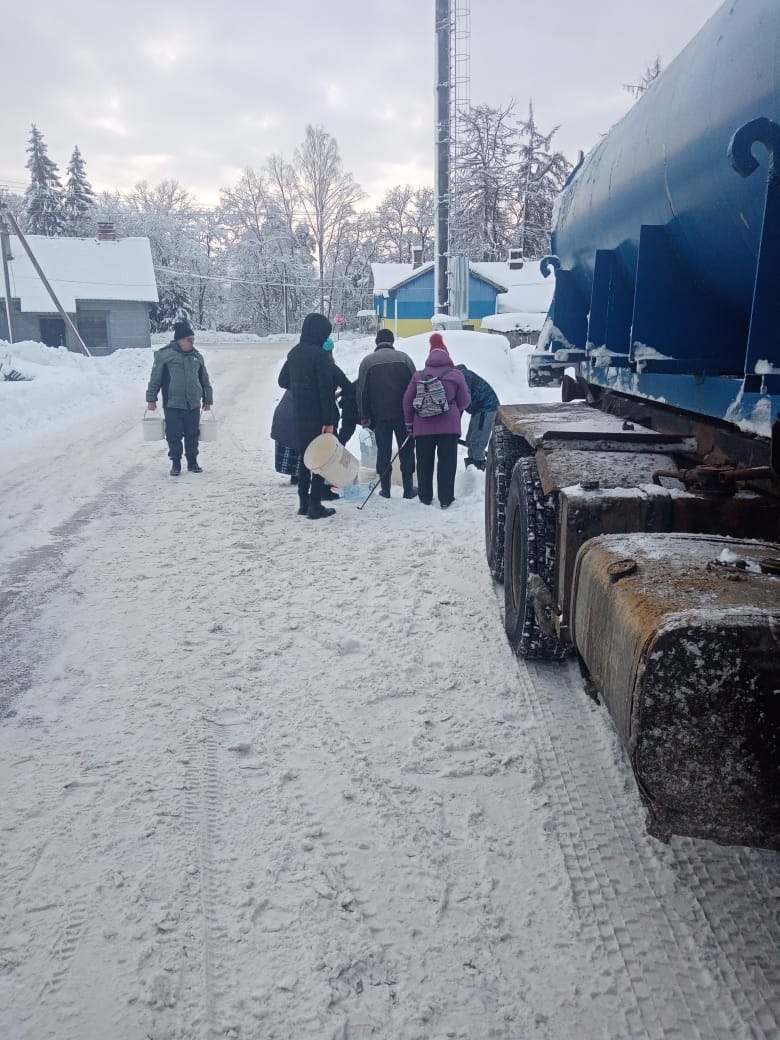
left=450, top=0, right=471, bottom=257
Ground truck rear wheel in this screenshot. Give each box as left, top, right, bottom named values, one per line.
left=485, top=424, right=529, bottom=582
left=503, top=457, right=570, bottom=660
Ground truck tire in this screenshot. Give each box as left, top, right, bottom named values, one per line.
left=503, top=457, right=570, bottom=660
left=485, top=424, right=529, bottom=582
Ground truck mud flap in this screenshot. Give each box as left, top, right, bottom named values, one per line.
left=570, top=532, right=780, bottom=849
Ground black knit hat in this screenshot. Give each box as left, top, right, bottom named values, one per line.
left=375, top=329, right=395, bottom=345
left=173, top=321, right=194, bottom=340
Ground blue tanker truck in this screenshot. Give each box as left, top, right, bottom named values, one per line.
left=485, top=0, right=779, bottom=849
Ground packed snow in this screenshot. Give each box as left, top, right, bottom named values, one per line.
left=0, top=331, right=778, bottom=1040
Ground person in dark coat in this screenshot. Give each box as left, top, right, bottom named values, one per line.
left=146, top=321, right=213, bottom=476
left=454, top=364, right=500, bottom=470
left=323, top=339, right=359, bottom=447
left=356, top=328, right=417, bottom=499
left=278, top=313, right=337, bottom=520
left=270, top=390, right=299, bottom=484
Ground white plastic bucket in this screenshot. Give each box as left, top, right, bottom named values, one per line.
left=199, top=411, right=219, bottom=442
left=304, top=433, right=359, bottom=487
left=142, top=409, right=164, bottom=441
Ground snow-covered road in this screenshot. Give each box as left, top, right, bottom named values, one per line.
left=1, top=340, right=778, bottom=1040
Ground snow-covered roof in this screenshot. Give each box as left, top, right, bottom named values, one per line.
left=371, top=259, right=550, bottom=310
left=481, top=312, right=548, bottom=333
left=473, top=260, right=554, bottom=315
left=371, top=260, right=508, bottom=295
left=8, top=235, right=158, bottom=312
left=371, top=262, right=433, bottom=295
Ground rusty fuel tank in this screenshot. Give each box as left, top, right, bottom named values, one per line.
left=570, top=532, right=780, bottom=848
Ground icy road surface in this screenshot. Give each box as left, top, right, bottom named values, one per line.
left=0, top=340, right=778, bottom=1040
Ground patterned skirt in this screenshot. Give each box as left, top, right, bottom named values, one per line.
left=275, top=442, right=300, bottom=476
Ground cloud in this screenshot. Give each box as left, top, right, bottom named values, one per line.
left=0, top=0, right=724, bottom=207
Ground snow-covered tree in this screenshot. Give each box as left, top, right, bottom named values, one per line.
left=63, top=146, right=95, bottom=236
left=372, top=185, right=434, bottom=264
left=511, top=102, right=571, bottom=258
left=452, top=102, right=519, bottom=260
left=219, top=167, right=316, bottom=334
left=23, top=125, right=66, bottom=236
left=293, top=126, right=365, bottom=313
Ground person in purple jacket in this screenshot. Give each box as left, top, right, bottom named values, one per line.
left=402, top=333, right=471, bottom=509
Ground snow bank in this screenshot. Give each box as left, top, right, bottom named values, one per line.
left=1, top=331, right=561, bottom=448
left=0, top=339, right=150, bottom=442
left=151, top=330, right=298, bottom=346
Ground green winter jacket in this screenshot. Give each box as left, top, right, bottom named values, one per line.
left=146, top=342, right=214, bottom=410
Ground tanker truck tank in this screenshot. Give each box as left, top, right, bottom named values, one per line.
left=535, top=0, right=780, bottom=437
left=486, top=0, right=780, bottom=849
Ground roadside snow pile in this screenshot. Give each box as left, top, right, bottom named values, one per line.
left=326, top=329, right=560, bottom=405
left=151, top=330, right=297, bottom=346
left=0, top=339, right=150, bottom=441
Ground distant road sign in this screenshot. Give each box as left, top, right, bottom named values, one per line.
left=334, top=313, right=344, bottom=325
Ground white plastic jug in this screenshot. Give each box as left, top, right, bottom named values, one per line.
left=199, top=410, right=219, bottom=442
left=142, top=409, right=164, bottom=441
left=303, top=433, right=359, bottom=487
left=359, top=427, right=377, bottom=469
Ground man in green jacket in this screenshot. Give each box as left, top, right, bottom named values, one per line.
left=146, top=321, right=214, bottom=476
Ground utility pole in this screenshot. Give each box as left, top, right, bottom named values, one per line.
left=434, top=0, right=451, bottom=315
left=0, top=209, right=16, bottom=343
left=0, top=200, right=91, bottom=357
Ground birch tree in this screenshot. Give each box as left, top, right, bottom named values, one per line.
left=293, top=125, right=365, bottom=313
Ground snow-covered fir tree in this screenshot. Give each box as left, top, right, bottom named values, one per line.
left=63, top=146, right=95, bottom=236
left=23, top=125, right=66, bottom=236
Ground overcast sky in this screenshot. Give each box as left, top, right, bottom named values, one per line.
left=2, top=0, right=724, bottom=208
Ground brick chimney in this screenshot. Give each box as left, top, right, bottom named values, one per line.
left=97, top=222, right=117, bottom=241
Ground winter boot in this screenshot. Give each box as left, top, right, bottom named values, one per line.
left=187, top=459, right=203, bottom=473
left=379, top=473, right=391, bottom=499
left=170, top=461, right=182, bottom=476
left=297, top=495, right=310, bottom=516
left=321, top=486, right=340, bottom=501
left=402, top=473, right=418, bottom=499
left=464, top=456, right=475, bottom=469
left=307, top=501, right=336, bottom=520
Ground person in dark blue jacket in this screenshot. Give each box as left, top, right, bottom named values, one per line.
left=454, top=364, right=499, bottom=470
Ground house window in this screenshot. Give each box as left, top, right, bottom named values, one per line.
left=77, top=313, right=109, bottom=353
left=39, top=317, right=66, bottom=347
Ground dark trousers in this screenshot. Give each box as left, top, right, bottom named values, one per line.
left=297, top=460, right=325, bottom=505
left=415, top=433, right=458, bottom=506
left=164, top=407, right=200, bottom=462
left=374, top=419, right=415, bottom=477
left=338, top=417, right=357, bottom=446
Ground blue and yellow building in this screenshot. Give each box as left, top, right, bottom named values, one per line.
left=371, top=261, right=508, bottom=337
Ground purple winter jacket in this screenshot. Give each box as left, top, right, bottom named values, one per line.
left=402, top=348, right=471, bottom=436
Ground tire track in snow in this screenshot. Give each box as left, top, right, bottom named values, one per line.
left=0, top=467, right=144, bottom=718
left=524, top=655, right=779, bottom=1039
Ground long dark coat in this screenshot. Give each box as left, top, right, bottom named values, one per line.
left=270, top=390, right=296, bottom=447
left=278, top=313, right=334, bottom=453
